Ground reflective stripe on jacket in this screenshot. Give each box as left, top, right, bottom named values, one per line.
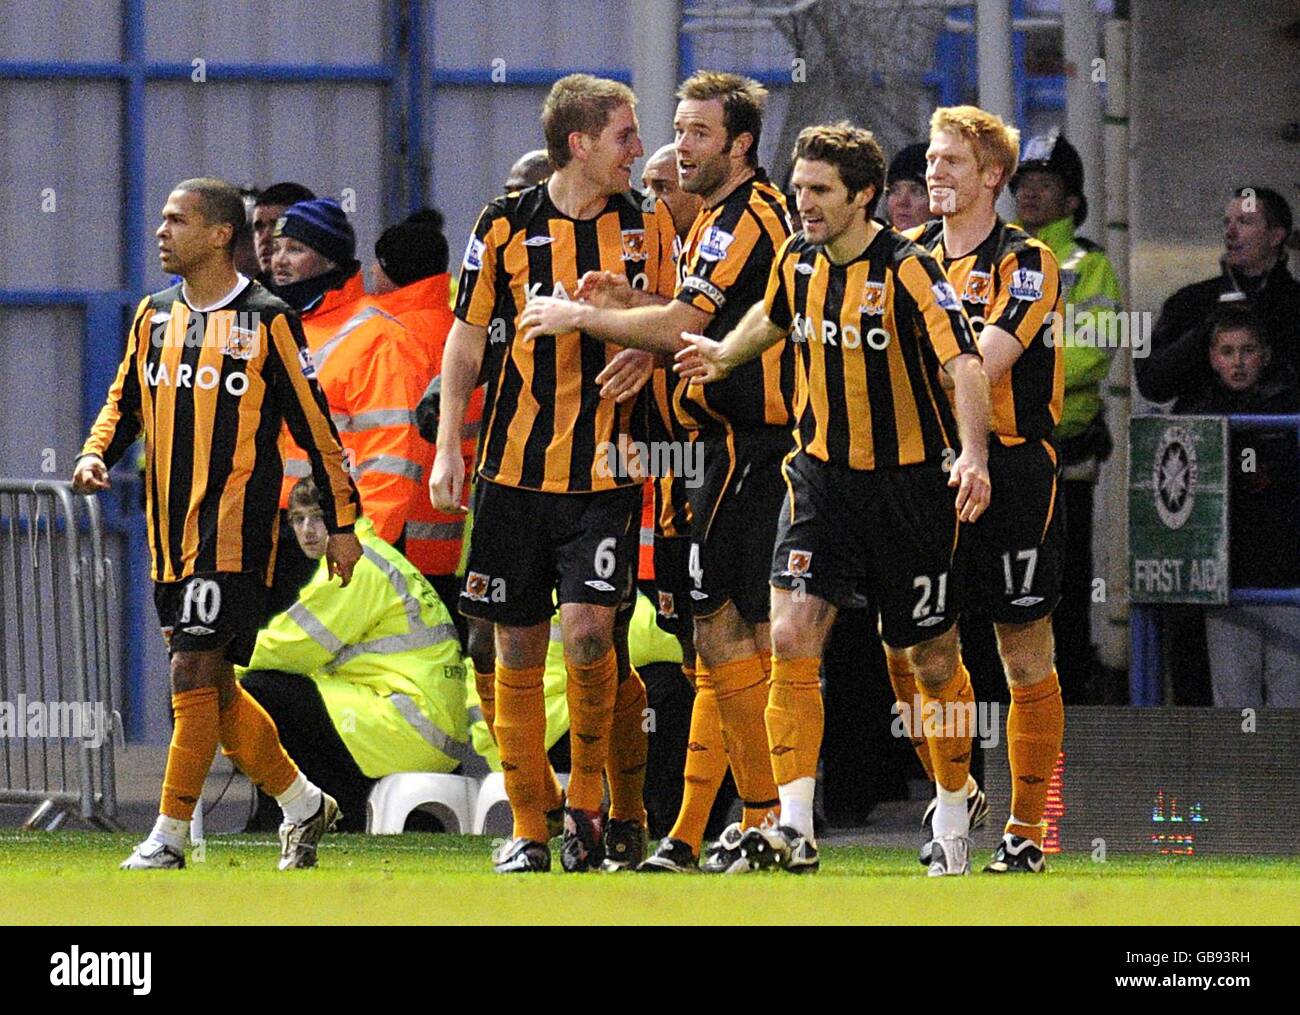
left=280, top=272, right=434, bottom=546
left=375, top=273, right=483, bottom=574
left=239, top=516, right=468, bottom=776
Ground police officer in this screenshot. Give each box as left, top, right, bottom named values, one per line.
left=1012, top=131, right=1124, bottom=699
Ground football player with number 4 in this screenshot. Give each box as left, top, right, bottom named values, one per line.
left=676, top=123, right=992, bottom=875
left=903, top=106, right=1066, bottom=875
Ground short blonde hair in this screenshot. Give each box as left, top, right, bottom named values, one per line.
left=929, top=105, right=1021, bottom=193
left=542, top=74, right=637, bottom=170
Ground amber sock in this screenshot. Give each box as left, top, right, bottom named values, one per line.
left=494, top=663, right=550, bottom=842
left=160, top=686, right=221, bottom=821
left=919, top=657, right=976, bottom=794
left=1006, top=671, right=1065, bottom=846
left=474, top=664, right=497, bottom=742
left=219, top=682, right=299, bottom=798
left=668, top=664, right=728, bottom=852
left=565, top=648, right=618, bottom=813
left=711, top=654, right=780, bottom=828
left=765, top=657, right=823, bottom=786
left=606, top=668, right=648, bottom=825
left=887, top=653, right=935, bottom=781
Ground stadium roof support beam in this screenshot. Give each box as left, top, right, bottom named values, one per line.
left=976, top=0, right=1014, bottom=123
left=632, top=0, right=680, bottom=158
left=1062, top=0, right=1104, bottom=246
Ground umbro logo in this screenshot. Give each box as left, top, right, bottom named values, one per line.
left=1019, top=774, right=1045, bottom=784
left=687, top=741, right=708, bottom=752
left=585, top=579, right=616, bottom=592
left=770, top=745, right=795, bottom=756
left=182, top=625, right=215, bottom=636
left=576, top=733, right=600, bottom=744
left=1011, top=595, right=1044, bottom=607
left=689, top=590, right=709, bottom=600
left=794, top=262, right=815, bottom=274
left=523, top=235, right=554, bottom=247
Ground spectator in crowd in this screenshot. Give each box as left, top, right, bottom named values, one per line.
left=270, top=198, right=434, bottom=613
left=252, top=182, right=316, bottom=285
left=1136, top=187, right=1298, bottom=703
left=642, top=142, right=702, bottom=240
left=371, top=209, right=483, bottom=640
left=1181, top=307, right=1300, bottom=706
left=233, top=186, right=262, bottom=278
left=884, top=142, right=930, bottom=231
left=503, top=148, right=552, bottom=192
left=1137, top=186, right=1299, bottom=410
left=1011, top=132, right=1124, bottom=700
left=240, top=479, right=468, bottom=832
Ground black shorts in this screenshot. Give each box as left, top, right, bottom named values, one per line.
left=154, top=571, right=267, bottom=665
left=686, top=428, right=792, bottom=626
left=959, top=439, right=1064, bottom=623
left=651, top=534, right=693, bottom=637
left=460, top=479, right=642, bottom=627
left=770, top=451, right=960, bottom=649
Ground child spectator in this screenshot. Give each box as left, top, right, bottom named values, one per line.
left=1184, top=307, right=1300, bottom=706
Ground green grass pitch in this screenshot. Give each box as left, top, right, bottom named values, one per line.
left=1, top=832, right=1296, bottom=925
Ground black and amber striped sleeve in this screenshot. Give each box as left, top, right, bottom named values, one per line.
left=80, top=295, right=150, bottom=469
left=266, top=309, right=359, bottom=533
left=762, top=234, right=799, bottom=331
left=987, top=242, right=1061, bottom=348
left=650, top=199, right=678, bottom=300
left=453, top=203, right=508, bottom=328
left=896, top=251, right=978, bottom=366
left=676, top=207, right=767, bottom=316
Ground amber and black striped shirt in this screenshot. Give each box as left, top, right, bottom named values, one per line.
left=764, top=228, right=978, bottom=470
left=646, top=366, right=693, bottom=538
left=80, top=279, right=359, bottom=585
left=673, top=169, right=796, bottom=436
left=454, top=184, right=677, bottom=493
left=908, top=219, right=1064, bottom=446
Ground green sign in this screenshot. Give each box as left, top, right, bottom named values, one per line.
left=1129, top=415, right=1229, bottom=605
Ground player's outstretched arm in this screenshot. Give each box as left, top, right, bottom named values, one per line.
left=944, top=352, right=992, bottom=523
left=518, top=293, right=710, bottom=356
left=430, top=318, right=487, bottom=514
left=673, top=300, right=786, bottom=384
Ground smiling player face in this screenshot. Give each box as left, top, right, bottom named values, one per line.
left=926, top=130, right=992, bottom=218
left=583, top=102, right=644, bottom=196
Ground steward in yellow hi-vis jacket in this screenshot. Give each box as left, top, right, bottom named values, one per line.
left=239, top=480, right=467, bottom=831
left=464, top=592, right=682, bottom=773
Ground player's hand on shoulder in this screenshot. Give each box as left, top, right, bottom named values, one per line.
left=673, top=332, right=730, bottom=383
left=597, top=348, right=654, bottom=403
left=948, top=447, right=991, bottom=523
left=577, top=270, right=634, bottom=308
left=71, top=456, right=111, bottom=495
left=326, top=532, right=363, bottom=587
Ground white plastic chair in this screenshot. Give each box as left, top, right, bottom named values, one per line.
left=472, top=771, right=570, bottom=836
left=366, top=773, right=479, bottom=834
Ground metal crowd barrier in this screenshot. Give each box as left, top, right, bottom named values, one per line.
left=1130, top=413, right=1300, bottom=704
left=0, top=480, right=120, bottom=828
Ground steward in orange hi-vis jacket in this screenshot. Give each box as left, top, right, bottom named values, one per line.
left=372, top=210, right=483, bottom=578
left=272, top=199, right=434, bottom=550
